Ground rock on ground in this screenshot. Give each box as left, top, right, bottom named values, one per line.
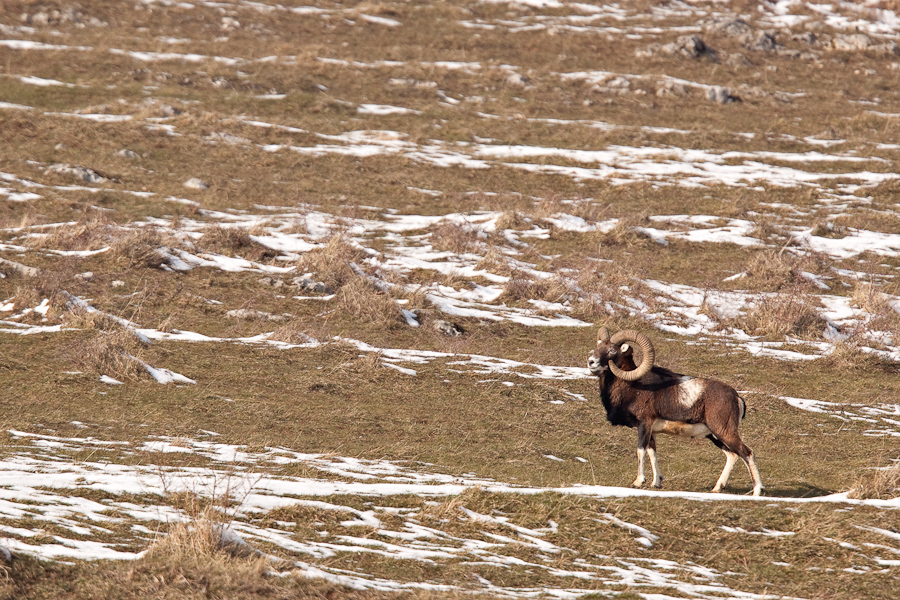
left=707, top=86, right=739, bottom=104
left=831, top=33, right=899, bottom=55
left=505, top=72, right=529, bottom=87
left=184, top=178, right=209, bottom=190
left=225, top=309, right=288, bottom=321
left=258, top=276, right=285, bottom=289
left=703, top=15, right=752, bottom=38
left=291, top=276, right=332, bottom=294
left=433, top=319, right=464, bottom=336
left=45, top=164, right=107, bottom=184
left=656, top=81, right=687, bottom=97
left=663, top=35, right=712, bottom=58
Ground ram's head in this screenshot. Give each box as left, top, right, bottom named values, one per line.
left=587, top=327, right=655, bottom=381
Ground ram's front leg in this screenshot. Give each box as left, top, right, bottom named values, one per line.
left=647, top=434, right=663, bottom=488
left=632, top=423, right=651, bottom=488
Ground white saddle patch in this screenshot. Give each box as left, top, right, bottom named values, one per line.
left=652, top=419, right=712, bottom=438
left=677, top=378, right=706, bottom=408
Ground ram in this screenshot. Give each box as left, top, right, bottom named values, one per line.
left=587, top=327, right=763, bottom=496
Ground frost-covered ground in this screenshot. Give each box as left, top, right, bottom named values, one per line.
left=2, top=0, right=900, bottom=597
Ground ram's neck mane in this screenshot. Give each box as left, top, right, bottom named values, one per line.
left=598, top=370, right=635, bottom=427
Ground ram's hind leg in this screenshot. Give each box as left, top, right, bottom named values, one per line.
left=707, top=435, right=738, bottom=493
left=711, top=432, right=763, bottom=497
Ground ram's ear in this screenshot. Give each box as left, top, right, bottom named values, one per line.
left=620, top=343, right=632, bottom=355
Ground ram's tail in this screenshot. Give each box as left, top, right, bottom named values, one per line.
left=739, top=396, right=747, bottom=420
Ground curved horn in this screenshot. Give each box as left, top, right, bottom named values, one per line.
left=597, top=327, right=610, bottom=343
left=608, top=330, right=655, bottom=381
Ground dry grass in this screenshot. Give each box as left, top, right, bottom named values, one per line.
left=294, top=234, right=368, bottom=290
left=737, top=249, right=833, bottom=292
left=61, top=305, right=126, bottom=332
left=498, top=272, right=572, bottom=304
left=429, top=222, right=484, bottom=254
left=474, top=247, right=519, bottom=277
left=72, top=329, right=147, bottom=380
left=819, top=340, right=898, bottom=372
left=269, top=319, right=318, bottom=345
left=733, top=288, right=826, bottom=340
left=335, top=278, right=406, bottom=327
left=495, top=211, right=531, bottom=230
left=10, top=270, right=70, bottom=317
left=145, top=507, right=260, bottom=561
left=566, top=261, right=654, bottom=321
left=23, top=214, right=113, bottom=251
left=849, top=462, right=900, bottom=500
left=850, top=281, right=900, bottom=338
left=109, top=228, right=178, bottom=270
left=594, top=218, right=653, bottom=248
left=199, top=225, right=276, bottom=262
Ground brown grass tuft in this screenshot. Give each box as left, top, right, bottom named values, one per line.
left=429, top=222, right=483, bottom=254
left=146, top=507, right=260, bottom=561
left=495, top=211, right=531, bottom=230
left=568, top=261, right=653, bottom=321
left=73, top=329, right=147, bottom=380
left=199, top=225, right=276, bottom=262
left=499, top=272, right=572, bottom=305
left=734, top=288, right=826, bottom=340
left=62, top=306, right=126, bottom=332
left=819, top=339, right=898, bottom=372
left=109, top=228, right=178, bottom=270
left=848, top=462, right=900, bottom=500
left=334, top=278, right=405, bottom=326
left=740, top=250, right=832, bottom=292
left=11, top=268, right=71, bottom=316
left=269, top=319, right=318, bottom=345
left=294, top=234, right=368, bottom=290
left=595, top=218, right=653, bottom=248
left=23, top=214, right=114, bottom=251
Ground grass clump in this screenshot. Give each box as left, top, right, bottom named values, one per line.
left=849, top=462, right=900, bottom=500
left=73, top=329, right=147, bottom=381
left=110, top=228, right=179, bottom=270
left=23, top=215, right=113, bottom=252
left=740, top=249, right=831, bottom=292
left=819, top=340, right=898, bottom=372
left=294, top=234, right=368, bottom=291
left=334, top=278, right=406, bottom=327
left=199, top=225, right=276, bottom=262
left=146, top=506, right=260, bottom=561
left=850, top=280, right=900, bottom=339
left=498, top=272, right=572, bottom=305
left=734, top=288, right=826, bottom=340
left=429, top=221, right=484, bottom=253
left=595, top=218, right=654, bottom=248
left=269, top=320, right=319, bottom=345
left=568, top=261, right=653, bottom=321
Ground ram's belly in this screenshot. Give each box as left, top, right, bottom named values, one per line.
left=651, top=420, right=711, bottom=438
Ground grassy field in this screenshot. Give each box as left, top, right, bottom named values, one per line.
left=2, top=0, right=900, bottom=598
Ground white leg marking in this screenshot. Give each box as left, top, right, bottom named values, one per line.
left=747, top=455, right=763, bottom=496
left=633, top=448, right=646, bottom=488
left=647, top=447, right=663, bottom=488
left=712, top=451, right=738, bottom=493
